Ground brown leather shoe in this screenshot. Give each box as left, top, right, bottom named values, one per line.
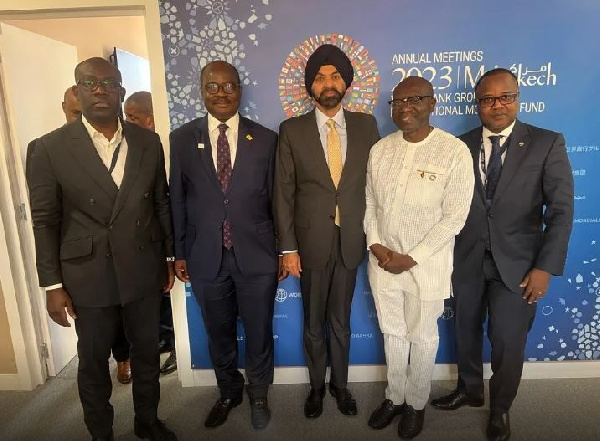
left=117, top=360, right=132, bottom=384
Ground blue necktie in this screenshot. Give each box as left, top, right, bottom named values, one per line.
left=485, top=135, right=507, bottom=207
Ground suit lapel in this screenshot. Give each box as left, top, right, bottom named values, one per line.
left=111, top=125, right=145, bottom=222
left=465, top=127, right=486, bottom=208
left=227, top=117, right=251, bottom=195
left=66, top=121, right=118, bottom=201
left=492, top=120, right=530, bottom=205
left=196, top=117, right=221, bottom=192
left=338, top=109, right=354, bottom=190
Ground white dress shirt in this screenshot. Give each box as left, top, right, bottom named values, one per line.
left=207, top=112, right=240, bottom=168
left=364, top=128, right=474, bottom=300
left=479, top=120, right=515, bottom=185
left=315, top=106, right=348, bottom=165
left=82, top=115, right=128, bottom=188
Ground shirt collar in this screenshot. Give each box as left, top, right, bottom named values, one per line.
left=207, top=112, right=240, bottom=134
left=81, top=114, right=122, bottom=143
left=315, top=106, right=346, bottom=130
left=482, top=119, right=516, bottom=141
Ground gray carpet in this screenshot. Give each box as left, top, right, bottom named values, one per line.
left=0, top=357, right=598, bottom=441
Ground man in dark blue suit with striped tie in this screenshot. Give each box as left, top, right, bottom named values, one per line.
left=431, top=68, right=574, bottom=441
left=169, top=60, right=284, bottom=431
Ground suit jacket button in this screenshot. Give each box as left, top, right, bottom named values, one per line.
left=224, top=199, right=229, bottom=205
left=329, top=215, right=335, bottom=220
left=488, top=213, right=493, bottom=218
left=144, top=192, right=150, bottom=199
left=106, top=253, right=112, bottom=258
left=89, top=198, right=95, bottom=205
left=136, top=220, right=140, bottom=226
left=139, top=246, right=145, bottom=250
left=109, top=225, right=113, bottom=230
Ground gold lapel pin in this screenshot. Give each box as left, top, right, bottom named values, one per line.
left=246, top=134, right=253, bottom=141
left=518, top=142, right=525, bottom=147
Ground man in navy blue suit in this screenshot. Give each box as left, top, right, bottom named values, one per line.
left=169, top=60, right=283, bottom=431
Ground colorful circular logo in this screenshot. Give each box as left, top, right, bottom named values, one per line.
left=279, top=34, right=380, bottom=118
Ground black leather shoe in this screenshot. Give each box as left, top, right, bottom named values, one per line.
left=304, top=387, right=325, bottom=419
left=398, top=405, right=425, bottom=439
left=204, top=397, right=243, bottom=428
left=158, top=339, right=172, bottom=354
left=368, top=399, right=404, bottom=429
left=329, top=384, right=357, bottom=416
left=430, top=389, right=484, bottom=410
left=250, top=397, right=271, bottom=430
left=92, top=430, right=114, bottom=441
left=134, top=419, right=177, bottom=441
left=486, top=412, right=511, bottom=441
left=160, top=350, right=177, bottom=375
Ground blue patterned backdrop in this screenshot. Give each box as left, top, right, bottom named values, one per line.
left=159, top=0, right=600, bottom=368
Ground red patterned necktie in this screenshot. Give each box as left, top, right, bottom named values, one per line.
left=217, top=123, right=233, bottom=248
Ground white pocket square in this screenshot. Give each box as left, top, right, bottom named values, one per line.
left=197, top=143, right=204, bottom=149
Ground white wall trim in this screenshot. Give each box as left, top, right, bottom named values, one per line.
left=0, top=373, right=20, bottom=390
left=184, top=360, right=600, bottom=387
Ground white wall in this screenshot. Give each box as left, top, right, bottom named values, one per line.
left=4, top=16, right=148, bottom=61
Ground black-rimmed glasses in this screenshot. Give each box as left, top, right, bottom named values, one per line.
left=477, top=92, right=519, bottom=108
left=77, top=78, right=121, bottom=92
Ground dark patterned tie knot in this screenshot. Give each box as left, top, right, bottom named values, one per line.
left=218, top=123, right=228, bottom=136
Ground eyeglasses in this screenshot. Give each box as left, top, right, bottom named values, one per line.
left=204, top=82, right=240, bottom=94
left=77, top=78, right=121, bottom=92
left=477, top=93, right=519, bottom=108
left=388, top=96, right=433, bottom=107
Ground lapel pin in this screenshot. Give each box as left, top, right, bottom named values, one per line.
left=518, top=142, right=525, bottom=147
left=246, top=134, right=253, bottom=141
left=197, top=143, right=204, bottom=149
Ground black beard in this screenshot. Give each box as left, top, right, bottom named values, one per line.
left=315, top=89, right=344, bottom=109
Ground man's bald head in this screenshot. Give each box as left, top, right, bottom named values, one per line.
left=124, top=91, right=155, bottom=131
left=393, top=76, right=434, bottom=97
left=62, top=86, right=81, bottom=124
left=74, top=57, right=122, bottom=83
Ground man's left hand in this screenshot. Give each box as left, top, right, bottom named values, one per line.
left=520, top=268, right=551, bottom=304
left=384, top=252, right=417, bottom=274
left=163, top=261, right=175, bottom=293
left=278, top=255, right=289, bottom=281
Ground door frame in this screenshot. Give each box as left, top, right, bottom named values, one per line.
left=0, top=0, right=192, bottom=390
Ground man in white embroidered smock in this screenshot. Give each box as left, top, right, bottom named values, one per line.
left=364, top=76, right=474, bottom=440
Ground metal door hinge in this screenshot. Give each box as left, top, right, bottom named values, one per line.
left=40, top=343, right=49, bottom=358
left=18, top=203, right=27, bottom=220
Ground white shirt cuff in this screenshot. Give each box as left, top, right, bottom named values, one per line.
left=44, top=283, right=63, bottom=292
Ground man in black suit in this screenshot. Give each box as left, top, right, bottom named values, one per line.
left=26, top=57, right=177, bottom=441
left=124, top=91, right=177, bottom=377
left=431, top=68, right=574, bottom=441
left=170, top=60, right=282, bottom=430
left=274, top=44, right=379, bottom=419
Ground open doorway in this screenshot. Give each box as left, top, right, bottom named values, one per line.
left=0, top=1, right=180, bottom=390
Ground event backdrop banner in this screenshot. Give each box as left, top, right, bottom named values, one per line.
left=159, top=0, right=600, bottom=368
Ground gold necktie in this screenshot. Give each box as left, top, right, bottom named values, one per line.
left=326, top=119, right=342, bottom=226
